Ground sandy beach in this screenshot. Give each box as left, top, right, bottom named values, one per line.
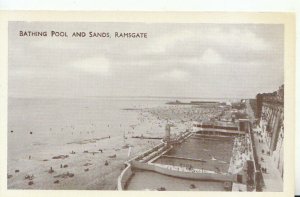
left=7, top=97, right=225, bottom=189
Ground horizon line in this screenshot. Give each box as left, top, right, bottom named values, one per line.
left=8, top=95, right=254, bottom=99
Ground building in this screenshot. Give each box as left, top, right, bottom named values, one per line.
left=256, top=85, right=284, bottom=178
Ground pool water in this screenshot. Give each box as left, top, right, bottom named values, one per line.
left=155, top=136, right=234, bottom=173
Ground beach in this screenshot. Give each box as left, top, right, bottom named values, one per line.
left=7, top=97, right=227, bottom=189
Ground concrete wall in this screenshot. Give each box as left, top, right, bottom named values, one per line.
left=117, top=164, right=133, bottom=190
left=131, top=161, right=236, bottom=182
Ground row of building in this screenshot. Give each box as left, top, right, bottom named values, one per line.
left=255, top=85, right=284, bottom=179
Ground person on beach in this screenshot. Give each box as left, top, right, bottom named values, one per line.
left=49, top=167, right=54, bottom=173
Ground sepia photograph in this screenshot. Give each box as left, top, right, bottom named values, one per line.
left=4, top=13, right=294, bottom=192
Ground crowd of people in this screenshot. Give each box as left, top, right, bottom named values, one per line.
left=228, top=135, right=251, bottom=174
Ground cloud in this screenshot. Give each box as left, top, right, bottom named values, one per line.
left=148, top=30, right=194, bottom=53
left=146, top=26, right=272, bottom=67
left=202, top=27, right=271, bottom=51
left=154, top=69, right=189, bottom=81
left=176, top=48, right=226, bottom=68
left=69, top=57, right=111, bottom=75
left=199, top=48, right=224, bottom=64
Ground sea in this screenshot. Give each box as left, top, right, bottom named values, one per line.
left=8, top=97, right=163, bottom=160
left=7, top=96, right=238, bottom=172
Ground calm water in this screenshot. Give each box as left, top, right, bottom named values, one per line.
left=7, top=97, right=168, bottom=160
left=8, top=97, right=165, bottom=134
left=155, top=136, right=234, bottom=172
left=168, top=136, right=233, bottom=161
left=8, top=96, right=230, bottom=138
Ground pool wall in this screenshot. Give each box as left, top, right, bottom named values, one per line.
left=131, top=161, right=237, bottom=182
left=117, top=163, right=133, bottom=190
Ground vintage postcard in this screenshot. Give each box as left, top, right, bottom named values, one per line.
left=0, top=11, right=295, bottom=196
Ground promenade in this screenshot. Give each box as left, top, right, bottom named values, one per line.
left=246, top=100, right=283, bottom=191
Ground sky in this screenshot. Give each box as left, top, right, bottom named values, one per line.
left=8, top=22, right=284, bottom=99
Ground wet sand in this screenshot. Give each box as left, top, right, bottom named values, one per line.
left=7, top=135, right=158, bottom=189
